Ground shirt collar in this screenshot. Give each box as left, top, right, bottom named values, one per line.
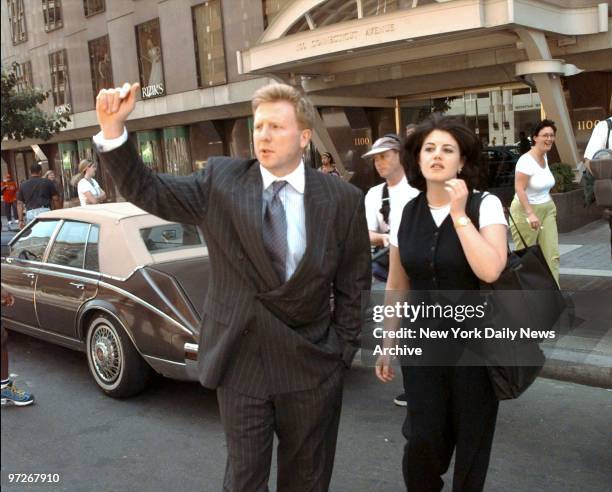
left=260, top=160, right=305, bottom=194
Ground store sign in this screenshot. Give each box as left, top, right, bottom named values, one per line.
left=296, top=23, right=395, bottom=54
left=576, top=119, right=601, bottom=131
left=141, top=83, right=165, bottom=99
left=354, top=136, right=371, bottom=146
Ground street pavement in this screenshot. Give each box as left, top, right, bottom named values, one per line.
left=1, top=332, right=610, bottom=492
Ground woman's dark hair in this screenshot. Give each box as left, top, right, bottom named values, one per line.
left=531, top=119, right=556, bottom=140
left=402, top=114, right=483, bottom=192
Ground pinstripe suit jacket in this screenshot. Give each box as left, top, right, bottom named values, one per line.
left=98, top=141, right=371, bottom=397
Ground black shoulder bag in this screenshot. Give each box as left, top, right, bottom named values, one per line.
left=468, top=193, right=566, bottom=400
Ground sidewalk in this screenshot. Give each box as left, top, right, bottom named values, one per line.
left=542, top=219, right=611, bottom=388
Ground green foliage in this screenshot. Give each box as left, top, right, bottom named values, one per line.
left=550, top=163, right=576, bottom=193
left=1, top=62, right=70, bottom=141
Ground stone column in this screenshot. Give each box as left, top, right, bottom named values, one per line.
left=515, top=28, right=581, bottom=167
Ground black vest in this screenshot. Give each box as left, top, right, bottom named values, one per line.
left=398, top=192, right=483, bottom=291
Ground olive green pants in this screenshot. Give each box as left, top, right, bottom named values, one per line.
left=509, top=197, right=560, bottom=285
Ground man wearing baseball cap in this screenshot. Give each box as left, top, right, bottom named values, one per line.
left=363, top=133, right=419, bottom=406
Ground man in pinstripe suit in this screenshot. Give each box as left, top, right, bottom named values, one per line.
left=94, top=82, right=371, bottom=491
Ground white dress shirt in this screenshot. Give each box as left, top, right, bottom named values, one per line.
left=93, top=127, right=307, bottom=280
left=260, top=162, right=307, bottom=281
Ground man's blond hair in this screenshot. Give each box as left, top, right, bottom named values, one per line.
left=252, top=83, right=315, bottom=130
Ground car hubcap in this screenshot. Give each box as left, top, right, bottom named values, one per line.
left=91, top=325, right=121, bottom=384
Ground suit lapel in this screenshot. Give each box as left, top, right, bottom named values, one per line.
left=231, top=161, right=280, bottom=290
left=282, top=166, right=333, bottom=288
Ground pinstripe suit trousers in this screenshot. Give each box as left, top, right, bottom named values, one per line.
left=217, top=365, right=344, bottom=492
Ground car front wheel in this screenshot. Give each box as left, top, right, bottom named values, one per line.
left=86, top=314, right=152, bottom=398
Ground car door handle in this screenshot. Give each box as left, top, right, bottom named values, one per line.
left=23, top=273, right=36, bottom=279
left=69, top=282, right=85, bottom=290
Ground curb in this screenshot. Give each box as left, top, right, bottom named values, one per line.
left=540, top=358, right=612, bottom=389
left=352, top=350, right=612, bottom=390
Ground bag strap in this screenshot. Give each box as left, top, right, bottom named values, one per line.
left=470, top=192, right=528, bottom=253
left=466, top=191, right=486, bottom=229
left=379, top=183, right=390, bottom=224
left=606, top=118, right=611, bottom=149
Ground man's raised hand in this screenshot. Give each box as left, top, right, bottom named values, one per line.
left=95, top=82, right=140, bottom=140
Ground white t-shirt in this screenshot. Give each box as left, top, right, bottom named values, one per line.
left=364, top=176, right=420, bottom=235
left=389, top=193, right=507, bottom=247
left=514, top=153, right=555, bottom=204
left=78, top=178, right=102, bottom=206
left=584, top=117, right=611, bottom=160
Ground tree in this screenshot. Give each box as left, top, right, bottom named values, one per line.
left=1, top=62, right=70, bottom=141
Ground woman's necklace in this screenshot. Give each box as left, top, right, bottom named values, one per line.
left=428, top=202, right=448, bottom=210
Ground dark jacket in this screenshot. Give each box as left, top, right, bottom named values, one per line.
left=97, top=142, right=371, bottom=397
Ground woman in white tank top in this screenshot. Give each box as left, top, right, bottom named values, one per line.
left=510, top=119, right=560, bottom=284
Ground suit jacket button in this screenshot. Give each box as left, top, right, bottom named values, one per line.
left=243, top=329, right=249, bottom=335
left=237, top=252, right=244, bottom=260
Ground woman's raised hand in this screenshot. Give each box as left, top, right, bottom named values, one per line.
left=444, top=178, right=469, bottom=215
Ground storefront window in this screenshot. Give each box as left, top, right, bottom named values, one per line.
left=137, top=131, right=164, bottom=172
left=511, top=87, right=542, bottom=144
left=163, top=127, right=192, bottom=175
left=135, top=19, right=165, bottom=100
left=189, top=121, right=225, bottom=169
left=49, top=49, right=72, bottom=115
left=224, top=117, right=254, bottom=159
left=401, top=86, right=542, bottom=149
left=192, top=1, right=227, bottom=88
left=57, top=142, right=78, bottom=203
left=88, top=35, right=113, bottom=102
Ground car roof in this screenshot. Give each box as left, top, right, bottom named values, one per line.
left=36, top=203, right=207, bottom=279
left=38, top=202, right=152, bottom=223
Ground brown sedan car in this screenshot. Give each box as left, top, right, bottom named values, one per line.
left=1, top=203, right=206, bottom=398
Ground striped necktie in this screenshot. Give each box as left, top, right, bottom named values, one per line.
left=263, top=180, right=288, bottom=284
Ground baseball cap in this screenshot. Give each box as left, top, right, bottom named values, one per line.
left=361, top=135, right=401, bottom=158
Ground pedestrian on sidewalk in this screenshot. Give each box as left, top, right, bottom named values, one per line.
left=1, top=173, right=18, bottom=226
left=16, top=162, right=61, bottom=228
left=318, top=151, right=341, bottom=176
left=71, top=159, right=106, bottom=206
left=1, top=287, right=35, bottom=407
left=583, top=106, right=612, bottom=255
left=93, top=81, right=370, bottom=491
left=510, top=119, right=560, bottom=284
left=363, top=132, right=419, bottom=408
left=376, top=115, right=508, bottom=491
left=42, top=170, right=55, bottom=181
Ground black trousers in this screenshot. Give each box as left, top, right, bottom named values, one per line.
left=216, top=366, right=344, bottom=492
left=401, top=366, right=499, bottom=492
left=4, top=201, right=17, bottom=222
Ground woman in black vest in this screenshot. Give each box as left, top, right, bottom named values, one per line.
left=375, top=115, right=508, bottom=491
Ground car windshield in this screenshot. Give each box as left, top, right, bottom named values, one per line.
left=140, top=223, right=204, bottom=253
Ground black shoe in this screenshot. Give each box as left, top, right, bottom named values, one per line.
left=393, top=393, right=407, bottom=407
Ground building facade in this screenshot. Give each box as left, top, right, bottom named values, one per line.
left=1, top=0, right=611, bottom=202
